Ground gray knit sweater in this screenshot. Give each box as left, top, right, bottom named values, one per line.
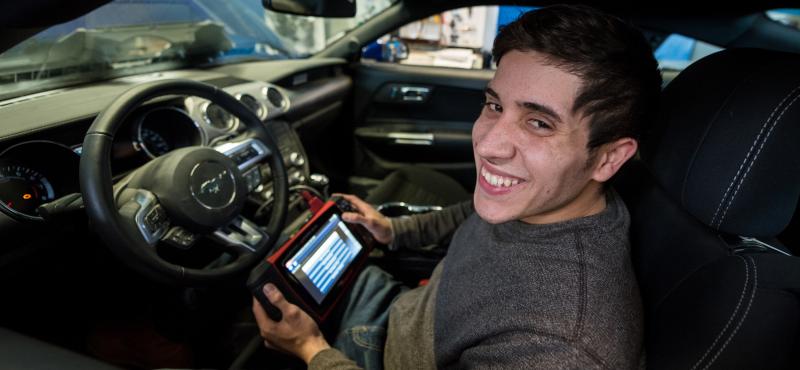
left=310, top=190, right=643, bottom=369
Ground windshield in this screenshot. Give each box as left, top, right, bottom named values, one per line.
left=0, top=0, right=394, bottom=100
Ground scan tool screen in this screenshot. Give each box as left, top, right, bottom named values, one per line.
left=284, top=214, right=364, bottom=304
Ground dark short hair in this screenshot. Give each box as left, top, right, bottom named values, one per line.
left=492, top=4, right=662, bottom=152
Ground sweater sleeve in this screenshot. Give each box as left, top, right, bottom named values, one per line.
left=455, top=334, right=608, bottom=370
left=307, top=348, right=363, bottom=370
left=388, top=200, right=473, bottom=251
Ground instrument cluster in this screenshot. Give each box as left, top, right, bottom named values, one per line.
left=0, top=141, right=80, bottom=221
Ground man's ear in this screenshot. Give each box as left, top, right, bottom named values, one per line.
left=590, top=137, right=638, bottom=183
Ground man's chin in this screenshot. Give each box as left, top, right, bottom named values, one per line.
left=473, top=196, right=516, bottom=224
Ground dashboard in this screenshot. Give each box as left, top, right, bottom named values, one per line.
left=0, top=58, right=349, bottom=227
left=0, top=56, right=354, bottom=358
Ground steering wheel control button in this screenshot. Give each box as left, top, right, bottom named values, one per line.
left=129, top=190, right=169, bottom=245
left=243, top=167, right=262, bottom=193
left=190, top=161, right=237, bottom=209
left=288, top=152, right=305, bottom=167
left=164, top=226, right=198, bottom=249
left=289, top=171, right=305, bottom=185
left=144, top=205, right=168, bottom=234
left=215, top=139, right=270, bottom=171
left=233, top=146, right=260, bottom=166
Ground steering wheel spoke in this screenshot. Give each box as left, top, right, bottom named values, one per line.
left=161, top=225, right=199, bottom=249
left=210, top=215, right=270, bottom=255
left=117, top=189, right=171, bottom=247
left=213, top=138, right=272, bottom=194
left=214, top=138, right=271, bottom=171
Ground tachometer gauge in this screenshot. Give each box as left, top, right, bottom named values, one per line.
left=139, top=127, right=171, bottom=157
left=0, top=164, right=55, bottom=216
left=134, top=107, right=203, bottom=159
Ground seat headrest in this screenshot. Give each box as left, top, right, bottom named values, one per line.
left=641, top=48, right=800, bottom=237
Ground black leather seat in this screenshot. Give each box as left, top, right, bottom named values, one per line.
left=614, top=48, right=800, bottom=369
left=364, top=166, right=471, bottom=206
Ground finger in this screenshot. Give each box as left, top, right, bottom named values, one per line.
left=331, top=192, right=355, bottom=204
left=263, top=283, right=289, bottom=309
left=341, top=211, right=367, bottom=225
left=337, top=194, right=372, bottom=212
left=252, top=297, right=277, bottom=327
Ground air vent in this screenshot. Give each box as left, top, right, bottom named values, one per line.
left=264, top=87, right=286, bottom=109
left=237, top=94, right=266, bottom=119
left=203, top=102, right=238, bottom=130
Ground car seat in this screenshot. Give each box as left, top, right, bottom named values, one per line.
left=614, top=48, right=800, bottom=369
left=364, top=166, right=471, bottom=206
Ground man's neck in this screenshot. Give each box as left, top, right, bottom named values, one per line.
left=521, top=182, right=607, bottom=225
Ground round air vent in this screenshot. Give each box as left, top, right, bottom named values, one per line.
left=237, top=94, right=266, bottom=119
left=264, top=87, right=286, bottom=109
left=203, top=103, right=238, bottom=130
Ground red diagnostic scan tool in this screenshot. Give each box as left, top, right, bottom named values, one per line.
left=248, top=196, right=374, bottom=323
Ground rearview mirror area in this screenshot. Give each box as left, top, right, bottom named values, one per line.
left=263, top=0, right=356, bottom=17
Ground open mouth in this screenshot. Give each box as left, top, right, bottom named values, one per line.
left=478, top=164, right=525, bottom=194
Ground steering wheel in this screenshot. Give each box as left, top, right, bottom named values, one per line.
left=80, top=79, right=288, bottom=285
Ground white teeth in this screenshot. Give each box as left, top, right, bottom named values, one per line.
left=481, top=166, right=522, bottom=188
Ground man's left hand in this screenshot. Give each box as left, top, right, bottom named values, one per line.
left=252, top=284, right=331, bottom=364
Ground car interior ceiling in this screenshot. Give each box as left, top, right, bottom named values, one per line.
left=1, top=0, right=800, bottom=369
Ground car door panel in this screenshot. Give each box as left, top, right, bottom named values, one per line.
left=352, top=61, right=492, bottom=189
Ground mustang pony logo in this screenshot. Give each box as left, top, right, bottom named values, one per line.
left=200, top=170, right=229, bottom=195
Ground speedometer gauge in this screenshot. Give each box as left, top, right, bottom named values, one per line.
left=0, top=164, right=55, bottom=216
left=140, top=127, right=171, bottom=156
left=134, top=107, right=203, bottom=159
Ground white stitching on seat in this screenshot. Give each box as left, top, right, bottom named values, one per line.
left=716, top=90, right=800, bottom=227
left=709, top=84, right=800, bottom=227
left=702, top=256, right=758, bottom=370
left=690, top=255, right=749, bottom=370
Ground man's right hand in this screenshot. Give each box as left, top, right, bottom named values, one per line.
left=335, top=194, right=394, bottom=245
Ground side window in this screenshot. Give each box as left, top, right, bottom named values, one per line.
left=653, top=33, right=723, bottom=84
left=363, top=5, right=723, bottom=81
left=362, top=6, right=536, bottom=70
left=766, top=9, right=800, bottom=28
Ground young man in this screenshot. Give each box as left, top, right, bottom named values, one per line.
left=252, top=4, right=661, bottom=369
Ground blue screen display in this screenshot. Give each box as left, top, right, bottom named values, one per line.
left=285, top=214, right=363, bottom=304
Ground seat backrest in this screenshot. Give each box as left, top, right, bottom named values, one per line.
left=615, top=48, right=800, bottom=370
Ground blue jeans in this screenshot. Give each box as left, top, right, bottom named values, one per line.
left=329, top=265, right=409, bottom=370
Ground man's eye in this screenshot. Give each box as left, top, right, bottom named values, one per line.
left=528, top=119, right=552, bottom=130
left=484, top=102, right=502, bottom=112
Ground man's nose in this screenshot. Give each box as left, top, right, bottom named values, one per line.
left=476, top=117, right=516, bottom=160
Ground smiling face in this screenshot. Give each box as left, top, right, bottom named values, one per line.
left=473, top=50, right=612, bottom=224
